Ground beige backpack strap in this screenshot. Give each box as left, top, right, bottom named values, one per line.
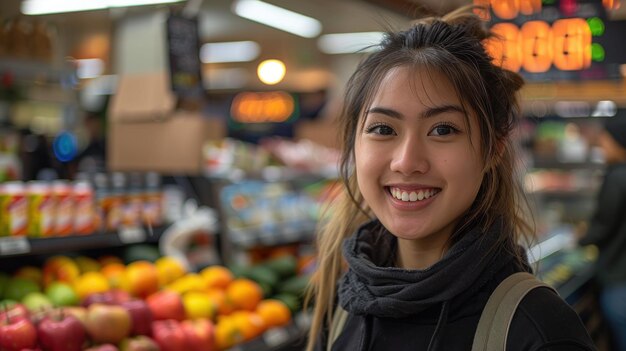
left=472, top=272, right=556, bottom=351
left=327, top=305, right=349, bottom=351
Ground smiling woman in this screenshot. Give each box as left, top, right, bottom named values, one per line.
left=305, top=5, right=597, bottom=351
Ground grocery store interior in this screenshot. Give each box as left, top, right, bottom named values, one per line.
left=1, top=0, right=625, bottom=350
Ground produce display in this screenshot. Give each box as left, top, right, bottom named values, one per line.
left=0, top=253, right=309, bottom=351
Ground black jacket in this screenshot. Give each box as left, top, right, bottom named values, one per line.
left=579, top=162, right=626, bottom=286
left=317, top=220, right=596, bottom=351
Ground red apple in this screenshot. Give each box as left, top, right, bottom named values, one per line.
left=63, top=306, right=88, bottom=326
left=181, top=318, right=215, bottom=351
left=0, top=303, right=30, bottom=323
left=37, top=312, right=87, bottom=351
left=120, top=299, right=153, bottom=336
left=119, top=335, right=160, bottom=351
left=151, top=319, right=187, bottom=351
left=85, top=303, right=132, bottom=344
left=0, top=317, right=38, bottom=351
left=146, top=291, right=185, bottom=321
left=84, top=344, right=119, bottom=351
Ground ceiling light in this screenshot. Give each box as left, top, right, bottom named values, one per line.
left=21, top=0, right=185, bottom=15
left=318, top=32, right=384, bottom=54
left=232, top=0, right=322, bottom=38
left=257, top=59, right=286, bottom=85
left=200, top=41, right=260, bottom=63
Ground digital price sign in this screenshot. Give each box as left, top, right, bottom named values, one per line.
left=477, top=0, right=623, bottom=80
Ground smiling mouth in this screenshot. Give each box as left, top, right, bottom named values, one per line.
left=387, top=187, right=441, bottom=202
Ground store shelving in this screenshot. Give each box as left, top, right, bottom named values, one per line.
left=0, top=225, right=166, bottom=257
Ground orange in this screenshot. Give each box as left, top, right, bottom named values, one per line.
left=206, top=288, right=235, bottom=316
left=120, top=261, right=159, bottom=298
left=200, top=266, right=234, bottom=290
left=215, top=317, right=243, bottom=350
left=256, top=299, right=291, bottom=328
left=43, top=256, right=80, bottom=287
left=155, top=256, right=187, bottom=286
left=225, top=278, right=263, bottom=311
left=73, top=272, right=110, bottom=299
left=229, top=310, right=265, bottom=341
left=100, top=263, right=126, bottom=289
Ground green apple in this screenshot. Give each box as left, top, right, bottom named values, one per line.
left=46, top=282, right=79, bottom=307
left=22, top=292, right=53, bottom=312
left=4, top=278, right=40, bottom=301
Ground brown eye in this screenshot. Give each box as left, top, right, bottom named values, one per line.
left=365, top=123, right=396, bottom=136
left=428, top=123, right=459, bottom=136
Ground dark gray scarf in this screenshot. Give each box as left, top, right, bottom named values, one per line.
left=337, top=219, right=530, bottom=318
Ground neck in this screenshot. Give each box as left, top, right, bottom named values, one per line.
left=395, top=237, right=449, bottom=270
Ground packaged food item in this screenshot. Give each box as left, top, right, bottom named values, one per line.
left=0, top=181, right=28, bottom=236
left=27, top=181, right=55, bottom=237
left=93, top=172, right=109, bottom=232
left=105, top=172, right=125, bottom=231
left=123, top=172, right=143, bottom=228
left=73, top=180, right=95, bottom=235
left=142, top=172, right=162, bottom=227
left=53, top=180, right=74, bottom=235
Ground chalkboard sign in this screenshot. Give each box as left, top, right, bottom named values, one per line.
left=166, top=14, right=203, bottom=97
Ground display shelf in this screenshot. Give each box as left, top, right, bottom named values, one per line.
left=0, top=225, right=166, bottom=257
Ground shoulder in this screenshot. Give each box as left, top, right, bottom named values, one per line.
left=506, top=287, right=596, bottom=350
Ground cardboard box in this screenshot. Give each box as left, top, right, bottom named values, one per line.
left=107, top=72, right=224, bottom=174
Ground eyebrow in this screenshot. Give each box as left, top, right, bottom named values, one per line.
left=365, top=104, right=465, bottom=120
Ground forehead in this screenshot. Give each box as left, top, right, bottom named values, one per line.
left=368, top=66, right=461, bottom=109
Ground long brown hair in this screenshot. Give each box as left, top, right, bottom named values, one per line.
left=305, top=6, right=533, bottom=351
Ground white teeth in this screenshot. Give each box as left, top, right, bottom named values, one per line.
left=391, top=187, right=438, bottom=202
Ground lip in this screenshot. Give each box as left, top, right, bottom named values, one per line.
left=385, top=185, right=440, bottom=210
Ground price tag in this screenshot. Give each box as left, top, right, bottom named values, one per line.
left=0, top=237, right=30, bottom=255
left=118, top=227, right=146, bottom=243
left=263, top=327, right=289, bottom=348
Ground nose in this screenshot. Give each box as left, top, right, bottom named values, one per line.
left=389, top=136, right=430, bottom=175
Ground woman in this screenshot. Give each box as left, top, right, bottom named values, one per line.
left=306, top=7, right=596, bottom=351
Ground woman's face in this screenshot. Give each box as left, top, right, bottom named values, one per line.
left=354, top=66, right=485, bottom=245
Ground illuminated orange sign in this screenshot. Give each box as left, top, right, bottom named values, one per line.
left=485, top=23, right=522, bottom=72
left=484, top=19, right=592, bottom=72
left=474, top=0, right=542, bottom=19
left=552, top=18, right=592, bottom=71
left=230, top=91, right=295, bottom=123
left=521, top=21, right=553, bottom=73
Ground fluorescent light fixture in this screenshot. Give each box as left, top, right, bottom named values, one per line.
left=76, top=58, right=105, bottom=79
left=232, top=0, right=322, bottom=38
left=318, top=32, right=384, bottom=54
left=200, top=41, right=260, bottom=64
left=22, top=0, right=184, bottom=15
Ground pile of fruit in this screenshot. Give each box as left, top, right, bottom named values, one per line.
left=0, top=254, right=304, bottom=351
